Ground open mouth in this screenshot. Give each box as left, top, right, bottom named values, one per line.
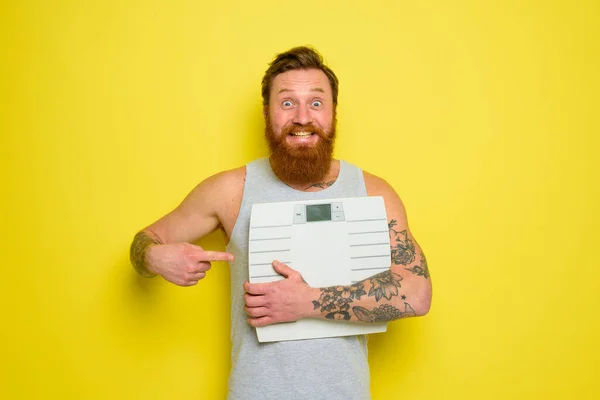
left=289, top=131, right=314, bottom=137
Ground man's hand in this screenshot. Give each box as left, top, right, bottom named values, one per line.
left=146, top=242, right=234, bottom=287
left=243, top=261, right=318, bottom=327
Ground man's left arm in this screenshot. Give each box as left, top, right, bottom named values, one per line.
left=243, top=172, right=432, bottom=327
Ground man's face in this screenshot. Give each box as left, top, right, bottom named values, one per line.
left=265, top=68, right=337, bottom=184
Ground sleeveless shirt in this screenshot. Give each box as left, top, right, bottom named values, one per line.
left=225, top=157, right=371, bottom=400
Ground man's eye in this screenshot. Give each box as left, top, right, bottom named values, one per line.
left=282, top=100, right=293, bottom=107
left=312, top=100, right=322, bottom=107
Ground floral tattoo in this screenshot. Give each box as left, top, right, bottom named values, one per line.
left=405, top=252, right=430, bottom=279
left=313, top=271, right=403, bottom=320
left=313, top=283, right=367, bottom=320
left=389, top=220, right=416, bottom=266
left=353, top=302, right=416, bottom=323
left=367, top=270, right=403, bottom=301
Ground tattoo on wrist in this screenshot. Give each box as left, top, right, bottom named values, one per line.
left=130, top=231, right=162, bottom=278
left=353, top=302, right=416, bottom=323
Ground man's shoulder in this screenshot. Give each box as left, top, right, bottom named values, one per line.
left=211, top=165, right=246, bottom=183
left=360, top=169, right=395, bottom=197
left=201, top=165, right=247, bottom=196
left=360, top=169, right=408, bottom=219
left=183, top=166, right=246, bottom=219
left=336, top=160, right=397, bottom=197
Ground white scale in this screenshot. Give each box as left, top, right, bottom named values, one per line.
left=249, top=196, right=391, bottom=342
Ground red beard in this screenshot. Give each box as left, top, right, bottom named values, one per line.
left=265, top=114, right=337, bottom=185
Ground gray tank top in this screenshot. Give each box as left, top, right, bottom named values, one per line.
left=225, top=158, right=371, bottom=400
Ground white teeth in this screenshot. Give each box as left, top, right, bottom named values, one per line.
left=291, top=132, right=312, bottom=137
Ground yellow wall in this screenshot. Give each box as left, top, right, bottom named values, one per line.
left=2, top=1, right=598, bottom=398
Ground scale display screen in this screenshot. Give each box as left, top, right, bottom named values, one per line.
left=306, top=204, right=331, bottom=222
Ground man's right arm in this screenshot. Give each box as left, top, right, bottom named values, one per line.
left=129, top=170, right=239, bottom=286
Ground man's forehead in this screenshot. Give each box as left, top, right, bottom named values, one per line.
left=272, top=69, right=331, bottom=96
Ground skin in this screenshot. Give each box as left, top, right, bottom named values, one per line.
left=266, top=68, right=334, bottom=153
left=131, top=68, right=431, bottom=325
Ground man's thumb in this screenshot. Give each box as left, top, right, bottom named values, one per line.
left=272, top=260, right=293, bottom=277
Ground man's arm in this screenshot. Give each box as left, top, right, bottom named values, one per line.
left=243, top=172, right=432, bottom=326
left=130, top=169, right=242, bottom=286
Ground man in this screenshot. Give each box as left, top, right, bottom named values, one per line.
left=130, top=46, right=432, bottom=400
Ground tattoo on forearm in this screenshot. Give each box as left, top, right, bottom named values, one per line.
left=312, top=221, right=417, bottom=321
left=312, top=270, right=403, bottom=320
left=313, top=282, right=367, bottom=320
left=367, top=270, right=403, bottom=301
left=312, top=221, right=423, bottom=323
left=130, top=231, right=161, bottom=278
left=405, top=252, right=430, bottom=279
left=353, top=302, right=416, bottom=323
left=305, top=180, right=336, bottom=190
left=388, top=220, right=416, bottom=265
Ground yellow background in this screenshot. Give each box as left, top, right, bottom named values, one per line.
left=2, top=1, right=599, bottom=399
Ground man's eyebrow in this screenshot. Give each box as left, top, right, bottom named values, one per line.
left=277, top=88, right=326, bottom=94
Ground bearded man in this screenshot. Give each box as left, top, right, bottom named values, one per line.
left=130, top=46, right=432, bottom=400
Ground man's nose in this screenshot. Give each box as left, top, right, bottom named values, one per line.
left=292, top=104, right=311, bottom=125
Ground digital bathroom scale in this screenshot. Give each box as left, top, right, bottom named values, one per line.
left=249, top=196, right=391, bottom=342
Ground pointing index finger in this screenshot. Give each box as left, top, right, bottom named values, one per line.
left=202, top=251, right=235, bottom=262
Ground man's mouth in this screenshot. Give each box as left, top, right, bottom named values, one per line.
left=290, top=131, right=314, bottom=137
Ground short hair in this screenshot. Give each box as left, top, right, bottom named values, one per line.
left=261, top=46, right=339, bottom=107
